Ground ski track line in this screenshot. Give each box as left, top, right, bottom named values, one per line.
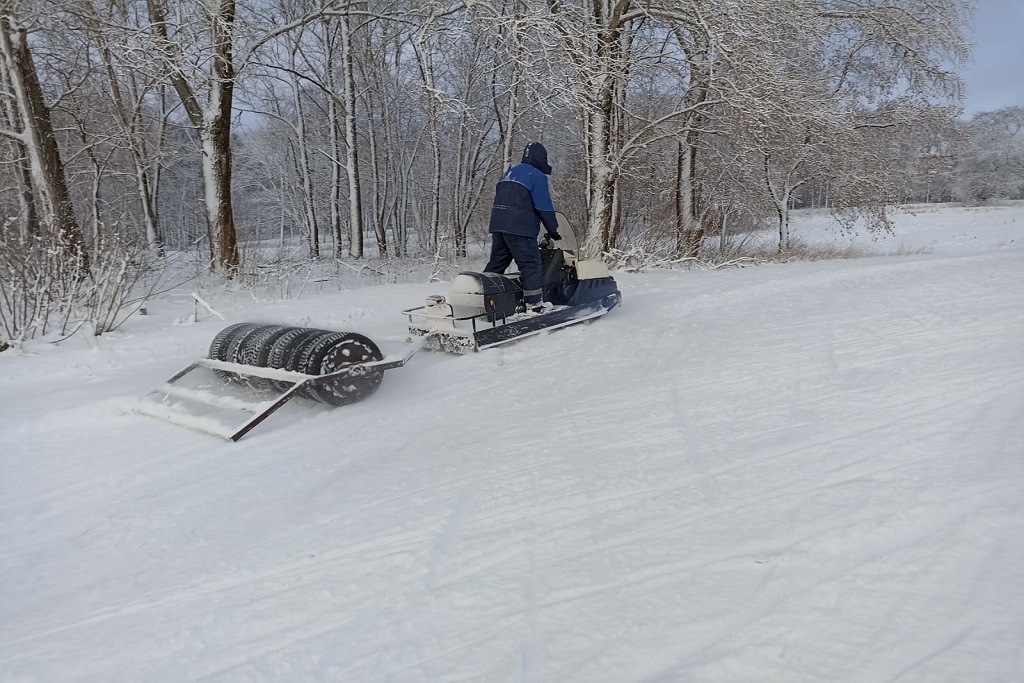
left=338, top=620, right=515, bottom=682
left=342, top=365, right=1022, bottom=561
left=3, top=435, right=581, bottom=636
left=174, top=583, right=528, bottom=682
left=2, top=403, right=559, bottom=534
left=525, top=485, right=1014, bottom=663
left=8, top=423, right=1011, bottom=659
left=508, top=379, right=1023, bottom=577
left=14, top=462, right=999, bottom=675
left=3, top=460, right=550, bottom=653
left=875, top=619, right=978, bottom=683
left=518, top=472, right=1020, bottom=593
left=165, top=454, right=571, bottom=570
left=182, top=577, right=522, bottom=682
left=575, top=377, right=1018, bottom=524
left=0, top=524, right=441, bottom=650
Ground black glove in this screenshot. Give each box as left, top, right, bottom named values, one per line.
left=548, top=232, right=562, bottom=241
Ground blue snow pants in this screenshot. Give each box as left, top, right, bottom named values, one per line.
left=483, top=232, right=543, bottom=304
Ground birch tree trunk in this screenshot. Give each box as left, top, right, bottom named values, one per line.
left=321, top=18, right=346, bottom=257
left=286, top=41, right=320, bottom=259
left=584, top=57, right=620, bottom=256
left=495, top=0, right=527, bottom=170
left=674, top=138, right=703, bottom=256
left=0, top=52, right=37, bottom=238
left=673, top=27, right=710, bottom=256
left=411, top=20, right=444, bottom=256
left=762, top=153, right=807, bottom=252
left=338, top=11, right=365, bottom=258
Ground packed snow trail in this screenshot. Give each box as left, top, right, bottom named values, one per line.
left=1, top=207, right=1022, bottom=682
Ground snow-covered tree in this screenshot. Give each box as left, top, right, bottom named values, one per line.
left=64, top=0, right=169, bottom=256
left=706, top=0, right=970, bottom=250
left=0, top=11, right=89, bottom=263
left=955, top=107, right=1024, bottom=202
left=142, top=0, right=330, bottom=273
left=0, top=0, right=978, bottom=274
left=143, top=0, right=242, bottom=274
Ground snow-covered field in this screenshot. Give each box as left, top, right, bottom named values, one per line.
left=1, top=203, right=1022, bottom=682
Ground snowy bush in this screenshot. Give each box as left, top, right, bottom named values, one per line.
left=0, top=231, right=188, bottom=345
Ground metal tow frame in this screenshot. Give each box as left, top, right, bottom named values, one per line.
left=140, top=336, right=429, bottom=441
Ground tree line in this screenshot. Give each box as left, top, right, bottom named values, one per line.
left=3, top=0, right=1018, bottom=293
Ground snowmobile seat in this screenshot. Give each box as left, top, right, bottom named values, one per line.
left=449, top=272, right=522, bottom=322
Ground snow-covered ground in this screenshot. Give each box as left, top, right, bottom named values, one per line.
left=1, top=203, right=1022, bottom=682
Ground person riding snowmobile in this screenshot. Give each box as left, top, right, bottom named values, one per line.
left=483, top=142, right=561, bottom=312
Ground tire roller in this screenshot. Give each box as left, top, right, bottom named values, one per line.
left=207, top=323, right=385, bottom=407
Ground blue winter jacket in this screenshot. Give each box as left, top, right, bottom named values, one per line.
left=488, top=142, right=559, bottom=237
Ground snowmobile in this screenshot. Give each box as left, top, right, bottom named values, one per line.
left=138, top=212, right=620, bottom=440
left=403, top=211, right=621, bottom=353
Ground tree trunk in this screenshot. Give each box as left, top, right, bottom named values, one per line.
left=83, top=144, right=103, bottom=252
left=150, top=84, right=170, bottom=250
left=339, top=12, right=365, bottom=258
left=133, top=159, right=163, bottom=256
left=287, top=46, right=320, bottom=259
left=147, top=0, right=238, bottom=275
left=496, top=1, right=525, bottom=171
left=764, top=154, right=793, bottom=251
left=364, top=98, right=386, bottom=256
left=0, top=17, right=88, bottom=265
left=577, top=8, right=630, bottom=257
left=775, top=199, right=791, bottom=252
left=91, top=19, right=164, bottom=256
left=414, top=29, right=442, bottom=256
left=322, top=19, right=346, bottom=258
left=762, top=147, right=813, bottom=252
left=201, top=119, right=239, bottom=273
left=207, top=0, right=239, bottom=273
left=0, top=58, right=36, bottom=238
left=584, top=95, right=617, bottom=257
left=675, top=138, right=704, bottom=256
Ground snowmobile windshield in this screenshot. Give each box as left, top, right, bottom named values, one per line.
left=545, top=211, right=579, bottom=255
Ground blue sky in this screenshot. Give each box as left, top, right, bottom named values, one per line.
left=962, top=0, right=1024, bottom=114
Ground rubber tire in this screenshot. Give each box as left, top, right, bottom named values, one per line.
left=267, top=327, right=324, bottom=392
left=207, top=325, right=384, bottom=406
left=305, top=332, right=384, bottom=406
left=281, top=329, right=337, bottom=375
left=223, top=324, right=270, bottom=383
left=208, top=322, right=256, bottom=362
left=208, top=322, right=260, bottom=381
left=292, top=331, right=349, bottom=400
left=265, top=327, right=318, bottom=370
left=236, top=324, right=290, bottom=392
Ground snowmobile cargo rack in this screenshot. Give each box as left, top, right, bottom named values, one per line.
left=402, top=294, right=617, bottom=354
